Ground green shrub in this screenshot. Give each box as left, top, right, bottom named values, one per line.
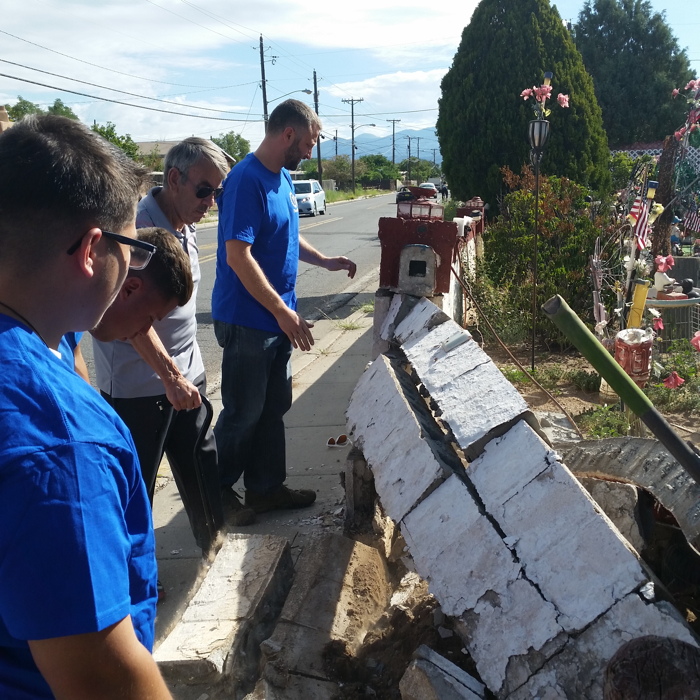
left=576, top=404, right=630, bottom=438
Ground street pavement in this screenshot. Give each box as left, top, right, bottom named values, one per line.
left=152, top=268, right=379, bottom=644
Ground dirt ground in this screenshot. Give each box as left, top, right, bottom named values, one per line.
left=482, top=341, right=700, bottom=445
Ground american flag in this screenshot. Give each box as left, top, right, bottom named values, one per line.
left=634, top=199, right=650, bottom=250
left=684, top=210, right=700, bottom=234
left=628, top=195, right=644, bottom=224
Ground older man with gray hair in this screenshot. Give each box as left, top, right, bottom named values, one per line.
left=94, top=137, right=253, bottom=562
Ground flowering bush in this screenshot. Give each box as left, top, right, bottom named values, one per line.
left=672, top=78, right=700, bottom=145
left=520, top=83, right=570, bottom=119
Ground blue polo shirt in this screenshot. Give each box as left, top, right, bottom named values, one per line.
left=212, top=153, right=299, bottom=333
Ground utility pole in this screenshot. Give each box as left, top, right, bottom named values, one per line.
left=334, top=130, right=338, bottom=157
left=386, top=119, right=401, bottom=164
left=259, top=35, right=269, bottom=127
left=313, top=70, right=322, bottom=182
left=414, top=137, right=421, bottom=164
left=342, top=97, right=363, bottom=193
left=258, top=35, right=278, bottom=130
left=406, top=136, right=412, bottom=182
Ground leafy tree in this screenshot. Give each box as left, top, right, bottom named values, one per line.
left=210, top=131, right=250, bottom=166
left=358, top=154, right=400, bottom=186
left=573, top=0, right=693, bottom=148
left=398, top=157, right=436, bottom=184
left=91, top=121, right=139, bottom=160
left=323, top=155, right=353, bottom=189
left=5, top=96, right=44, bottom=121
left=47, top=99, right=78, bottom=120
left=5, top=96, right=79, bottom=122
left=478, top=167, right=603, bottom=344
left=300, top=160, right=318, bottom=179
left=437, top=0, right=610, bottom=210
left=138, top=144, right=164, bottom=171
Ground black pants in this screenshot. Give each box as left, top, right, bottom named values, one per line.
left=102, top=374, right=223, bottom=551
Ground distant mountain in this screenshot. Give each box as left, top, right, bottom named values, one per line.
left=315, top=127, right=442, bottom=165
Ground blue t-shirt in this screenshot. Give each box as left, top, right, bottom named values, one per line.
left=0, top=317, right=157, bottom=698
left=58, top=331, right=83, bottom=369
left=212, top=153, right=300, bottom=332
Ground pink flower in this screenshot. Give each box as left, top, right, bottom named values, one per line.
left=684, top=79, right=698, bottom=91
left=691, top=332, right=700, bottom=352
left=521, top=88, right=533, bottom=100
left=672, top=88, right=680, bottom=97
left=663, top=371, right=685, bottom=389
left=534, top=85, right=552, bottom=101
left=652, top=317, right=664, bottom=331
left=557, top=93, right=570, bottom=108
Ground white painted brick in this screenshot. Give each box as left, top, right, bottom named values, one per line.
left=401, top=474, right=521, bottom=616
left=461, top=577, right=563, bottom=694
left=347, top=356, right=450, bottom=522
left=393, top=296, right=449, bottom=345
left=402, top=320, right=483, bottom=390
left=509, top=593, right=699, bottom=699
left=469, top=421, right=647, bottom=632
left=379, top=292, right=405, bottom=341
left=432, top=364, right=528, bottom=451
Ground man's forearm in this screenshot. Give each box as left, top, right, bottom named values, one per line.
left=131, top=328, right=181, bottom=385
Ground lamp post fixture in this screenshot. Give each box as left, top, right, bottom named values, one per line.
left=350, top=122, right=376, bottom=193
left=528, top=71, right=552, bottom=372
left=266, top=88, right=312, bottom=109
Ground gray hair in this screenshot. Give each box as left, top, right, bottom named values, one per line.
left=267, top=99, right=322, bottom=136
left=163, top=137, right=229, bottom=187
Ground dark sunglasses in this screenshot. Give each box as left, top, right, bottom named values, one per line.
left=195, top=185, right=223, bottom=199
left=66, top=230, right=157, bottom=270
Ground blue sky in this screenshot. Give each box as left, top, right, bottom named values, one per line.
left=0, top=0, right=697, bottom=156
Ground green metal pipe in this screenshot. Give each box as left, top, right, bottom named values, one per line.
left=542, top=295, right=700, bottom=485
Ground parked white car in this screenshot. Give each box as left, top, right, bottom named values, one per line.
left=294, top=179, right=326, bottom=216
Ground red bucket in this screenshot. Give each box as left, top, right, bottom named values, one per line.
left=614, top=329, right=654, bottom=388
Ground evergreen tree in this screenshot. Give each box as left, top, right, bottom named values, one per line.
left=573, top=0, right=693, bottom=148
left=437, top=0, right=610, bottom=210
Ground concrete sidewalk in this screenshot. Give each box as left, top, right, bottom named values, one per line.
left=152, top=273, right=378, bottom=645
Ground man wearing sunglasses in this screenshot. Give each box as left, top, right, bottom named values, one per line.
left=0, top=115, right=171, bottom=698
left=93, top=136, right=251, bottom=559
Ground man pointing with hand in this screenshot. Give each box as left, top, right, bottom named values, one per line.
left=212, top=99, right=356, bottom=515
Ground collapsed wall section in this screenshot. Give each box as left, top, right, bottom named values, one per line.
left=347, top=295, right=699, bottom=698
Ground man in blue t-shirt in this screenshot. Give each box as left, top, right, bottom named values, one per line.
left=0, top=115, right=172, bottom=698
left=212, top=99, right=356, bottom=514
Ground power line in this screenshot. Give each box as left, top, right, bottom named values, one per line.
left=0, top=72, right=262, bottom=123
left=0, top=28, right=225, bottom=88
left=0, top=59, right=258, bottom=115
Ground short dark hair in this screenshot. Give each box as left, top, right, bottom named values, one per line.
left=0, top=114, right=149, bottom=266
left=129, top=227, right=193, bottom=306
left=163, top=137, right=229, bottom=189
left=267, top=99, right=321, bottom=136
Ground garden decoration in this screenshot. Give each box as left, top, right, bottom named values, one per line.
left=654, top=254, right=677, bottom=292
left=542, top=295, right=700, bottom=486
left=520, top=72, right=569, bottom=370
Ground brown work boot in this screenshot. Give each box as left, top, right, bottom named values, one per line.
left=245, top=484, right=317, bottom=514
left=221, top=488, right=256, bottom=526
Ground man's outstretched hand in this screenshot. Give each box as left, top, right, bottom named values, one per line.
left=324, top=256, right=357, bottom=279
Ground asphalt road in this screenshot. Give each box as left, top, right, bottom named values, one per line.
left=82, top=193, right=389, bottom=386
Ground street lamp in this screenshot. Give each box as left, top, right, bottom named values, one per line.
left=528, top=70, right=552, bottom=371
left=263, top=89, right=313, bottom=128
left=350, top=123, right=375, bottom=193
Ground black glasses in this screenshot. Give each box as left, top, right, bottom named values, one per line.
left=195, top=185, right=223, bottom=199
left=66, top=230, right=157, bottom=270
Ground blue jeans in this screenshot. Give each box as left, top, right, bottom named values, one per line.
left=214, top=322, right=293, bottom=494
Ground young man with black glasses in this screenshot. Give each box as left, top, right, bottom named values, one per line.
left=92, top=137, right=254, bottom=562
left=0, top=114, right=171, bottom=698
